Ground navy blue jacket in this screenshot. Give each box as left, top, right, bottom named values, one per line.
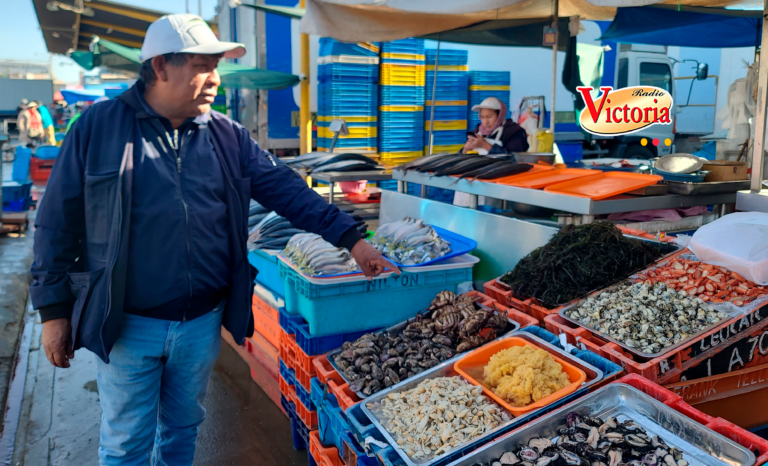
left=30, top=83, right=361, bottom=363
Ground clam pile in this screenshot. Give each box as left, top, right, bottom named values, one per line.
left=474, top=411, right=688, bottom=466
left=565, top=282, right=728, bottom=355
left=334, top=291, right=508, bottom=396
left=379, top=377, right=509, bottom=459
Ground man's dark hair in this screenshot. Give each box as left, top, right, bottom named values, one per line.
left=139, top=53, right=189, bottom=85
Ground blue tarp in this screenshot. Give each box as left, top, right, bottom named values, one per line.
left=601, top=6, right=762, bottom=48
left=60, top=88, right=105, bottom=104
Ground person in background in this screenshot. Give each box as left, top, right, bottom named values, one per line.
left=17, top=99, right=44, bottom=148
left=35, top=101, right=56, bottom=145
left=66, top=102, right=84, bottom=133
left=31, top=13, right=397, bottom=465
left=463, top=97, right=528, bottom=155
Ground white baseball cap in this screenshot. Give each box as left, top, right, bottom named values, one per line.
left=471, top=97, right=503, bottom=113
left=140, top=14, right=245, bottom=62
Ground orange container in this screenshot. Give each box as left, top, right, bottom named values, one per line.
left=500, top=168, right=601, bottom=189
left=279, top=329, right=296, bottom=369
left=221, top=328, right=282, bottom=412
left=252, top=293, right=281, bottom=349
left=490, top=162, right=554, bottom=185
left=244, top=331, right=279, bottom=370
left=293, top=342, right=319, bottom=378
left=310, top=431, right=347, bottom=466
left=454, top=337, right=586, bottom=416
left=312, top=354, right=361, bottom=411
left=30, top=156, right=55, bottom=182
left=544, top=172, right=663, bottom=200
left=483, top=279, right=567, bottom=325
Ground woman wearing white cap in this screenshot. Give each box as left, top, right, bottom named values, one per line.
left=463, top=97, right=528, bottom=155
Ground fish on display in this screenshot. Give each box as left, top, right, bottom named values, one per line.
left=451, top=160, right=532, bottom=183
left=287, top=152, right=383, bottom=173
left=283, top=233, right=361, bottom=276
left=311, top=160, right=384, bottom=173
left=394, top=153, right=455, bottom=171
left=369, top=217, right=451, bottom=265
left=248, top=211, right=306, bottom=251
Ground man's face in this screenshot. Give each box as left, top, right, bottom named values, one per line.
left=160, top=54, right=222, bottom=118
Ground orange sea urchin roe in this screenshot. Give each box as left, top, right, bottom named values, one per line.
left=483, top=346, right=570, bottom=407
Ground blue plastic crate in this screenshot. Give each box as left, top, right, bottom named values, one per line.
left=34, top=145, right=59, bottom=160
left=12, top=146, right=31, bottom=183
left=278, top=260, right=473, bottom=336
left=557, top=141, right=584, bottom=163
left=2, top=197, right=30, bottom=212
left=281, top=360, right=315, bottom=411
left=426, top=49, right=468, bottom=65
left=424, top=106, right=468, bottom=120
left=320, top=38, right=380, bottom=57
left=248, top=250, right=285, bottom=299
left=379, top=110, right=423, bottom=122
left=2, top=181, right=32, bottom=204
left=427, top=130, right=468, bottom=145
left=319, top=63, right=379, bottom=83
left=426, top=70, right=469, bottom=80
left=381, top=39, right=425, bottom=54
left=278, top=307, right=382, bottom=356
left=469, top=71, right=511, bottom=86
left=282, top=395, right=310, bottom=451
left=380, top=85, right=426, bottom=101
left=378, top=180, right=399, bottom=191
left=379, top=142, right=423, bottom=152
left=317, top=137, right=377, bottom=150
left=426, top=90, right=469, bottom=102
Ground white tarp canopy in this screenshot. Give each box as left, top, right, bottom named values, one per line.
left=299, top=0, right=759, bottom=41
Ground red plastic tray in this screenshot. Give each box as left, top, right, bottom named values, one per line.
left=544, top=172, right=663, bottom=200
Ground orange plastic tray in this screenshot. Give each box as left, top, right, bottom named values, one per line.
left=500, top=168, right=601, bottom=189
left=544, top=172, right=663, bottom=200
left=453, top=337, right=586, bottom=416
left=489, top=163, right=555, bottom=184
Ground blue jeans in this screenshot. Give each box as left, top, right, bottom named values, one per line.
left=96, top=302, right=224, bottom=465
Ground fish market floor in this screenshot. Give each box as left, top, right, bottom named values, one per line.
left=13, top=324, right=306, bottom=466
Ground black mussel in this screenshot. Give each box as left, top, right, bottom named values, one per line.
left=499, top=451, right=519, bottom=465
left=371, top=365, right=383, bottom=381
left=394, top=343, right=408, bottom=353
left=642, top=453, right=658, bottom=466
left=385, top=368, right=400, bottom=384
left=398, top=367, right=408, bottom=378
left=620, top=420, right=642, bottom=432
left=380, top=352, right=390, bottom=363
left=662, top=455, right=677, bottom=466
left=339, top=349, right=355, bottom=359
left=560, top=451, right=582, bottom=465
left=349, top=379, right=365, bottom=392
left=354, top=357, right=363, bottom=368
left=337, top=359, right=350, bottom=371
left=651, top=435, right=668, bottom=449
left=535, top=453, right=558, bottom=466
left=388, top=348, right=399, bottom=357
left=571, top=432, right=588, bottom=443
left=432, top=335, right=452, bottom=346
left=603, top=432, right=624, bottom=442
left=671, top=448, right=683, bottom=461
left=586, top=427, right=599, bottom=447
left=341, top=341, right=353, bottom=350
left=624, top=434, right=652, bottom=451
left=567, top=412, right=583, bottom=428
left=418, top=358, right=439, bottom=369
left=412, top=366, right=424, bottom=374
left=381, top=357, right=402, bottom=371
left=353, top=339, right=375, bottom=348
left=383, top=377, right=394, bottom=388
left=360, top=363, right=371, bottom=373
left=343, top=368, right=360, bottom=381
left=582, top=415, right=603, bottom=427
left=528, top=438, right=553, bottom=453
left=407, top=371, right=416, bottom=378
left=517, top=448, right=539, bottom=462
left=607, top=449, right=622, bottom=466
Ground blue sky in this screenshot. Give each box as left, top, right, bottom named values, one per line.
left=3, top=0, right=219, bottom=84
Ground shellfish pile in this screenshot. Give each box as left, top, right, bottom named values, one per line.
left=565, top=282, right=728, bottom=355
left=474, top=411, right=688, bottom=466
left=378, top=377, right=510, bottom=459
left=369, top=217, right=452, bottom=265
left=333, top=291, right=508, bottom=396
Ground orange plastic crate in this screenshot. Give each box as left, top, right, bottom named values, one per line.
left=664, top=362, right=768, bottom=406
left=221, top=328, right=282, bottom=413
left=281, top=376, right=318, bottom=430
left=545, top=305, right=768, bottom=385
left=30, top=156, right=55, bottom=182
left=483, top=279, right=568, bottom=325
left=466, top=290, right=539, bottom=329
left=252, top=293, right=281, bottom=349
left=279, top=329, right=296, bottom=369
left=244, top=331, right=279, bottom=371
left=313, top=355, right=361, bottom=411
left=310, top=431, right=347, bottom=466
left=617, top=374, right=768, bottom=466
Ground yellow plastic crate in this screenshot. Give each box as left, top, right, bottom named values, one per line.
left=379, top=105, right=424, bottom=112
left=317, top=115, right=377, bottom=123
left=424, top=120, right=468, bottom=131
left=317, top=126, right=377, bottom=139
left=381, top=77, right=427, bottom=86
left=424, top=144, right=464, bottom=154
left=358, top=42, right=380, bottom=54
left=425, top=100, right=468, bottom=106
left=426, top=65, right=469, bottom=71
left=380, top=150, right=424, bottom=159
left=317, top=146, right=378, bottom=154
left=380, top=52, right=425, bottom=61
left=469, top=85, right=510, bottom=91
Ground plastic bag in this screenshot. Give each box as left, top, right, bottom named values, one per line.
left=689, top=212, right=768, bottom=285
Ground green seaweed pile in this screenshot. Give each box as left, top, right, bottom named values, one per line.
left=500, top=223, right=669, bottom=308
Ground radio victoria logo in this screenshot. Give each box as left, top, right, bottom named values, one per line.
left=576, top=86, right=673, bottom=136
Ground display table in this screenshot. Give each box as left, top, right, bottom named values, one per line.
left=310, top=170, right=392, bottom=204
left=395, top=171, right=737, bottom=222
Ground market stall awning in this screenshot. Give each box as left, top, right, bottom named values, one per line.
left=601, top=5, right=763, bottom=47
left=70, top=37, right=300, bottom=90
left=60, top=88, right=105, bottom=104
left=234, top=2, right=305, bottom=19
left=420, top=17, right=571, bottom=50
left=32, top=0, right=217, bottom=55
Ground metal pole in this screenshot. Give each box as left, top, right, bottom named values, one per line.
left=550, top=0, right=558, bottom=134
left=186, top=0, right=190, bottom=14
left=299, top=0, right=312, bottom=154
left=751, top=5, right=768, bottom=192
left=199, top=0, right=203, bottom=16
left=428, top=38, right=441, bottom=155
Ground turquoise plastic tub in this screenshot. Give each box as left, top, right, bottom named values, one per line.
left=247, top=249, right=285, bottom=298
left=277, top=258, right=474, bottom=336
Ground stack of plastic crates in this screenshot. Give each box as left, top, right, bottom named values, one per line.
left=378, top=39, right=426, bottom=166
left=468, top=71, right=512, bottom=130
left=424, top=49, right=469, bottom=154
left=317, top=38, right=380, bottom=154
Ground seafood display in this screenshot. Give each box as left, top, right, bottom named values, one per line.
left=564, top=282, right=728, bottom=355
left=377, top=377, right=509, bottom=460
left=282, top=233, right=361, bottom=276
left=483, top=346, right=570, bottom=408
left=395, top=154, right=533, bottom=181
left=635, top=258, right=766, bottom=306
left=286, top=152, right=383, bottom=173
left=501, top=223, right=672, bottom=309
left=248, top=211, right=306, bottom=251
left=333, top=291, right=510, bottom=396
left=476, top=411, right=689, bottom=466
left=369, top=217, right=452, bottom=265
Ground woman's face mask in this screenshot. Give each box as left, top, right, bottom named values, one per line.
left=479, top=108, right=498, bottom=131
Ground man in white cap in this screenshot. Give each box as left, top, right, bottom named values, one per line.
left=31, top=14, right=396, bottom=465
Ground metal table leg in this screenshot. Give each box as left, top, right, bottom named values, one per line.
left=397, top=181, right=405, bottom=193
left=420, top=185, right=427, bottom=198
left=468, top=194, right=479, bottom=210
left=329, top=181, right=335, bottom=205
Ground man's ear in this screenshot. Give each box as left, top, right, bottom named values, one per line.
left=152, top=56, right=169, bottom=83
